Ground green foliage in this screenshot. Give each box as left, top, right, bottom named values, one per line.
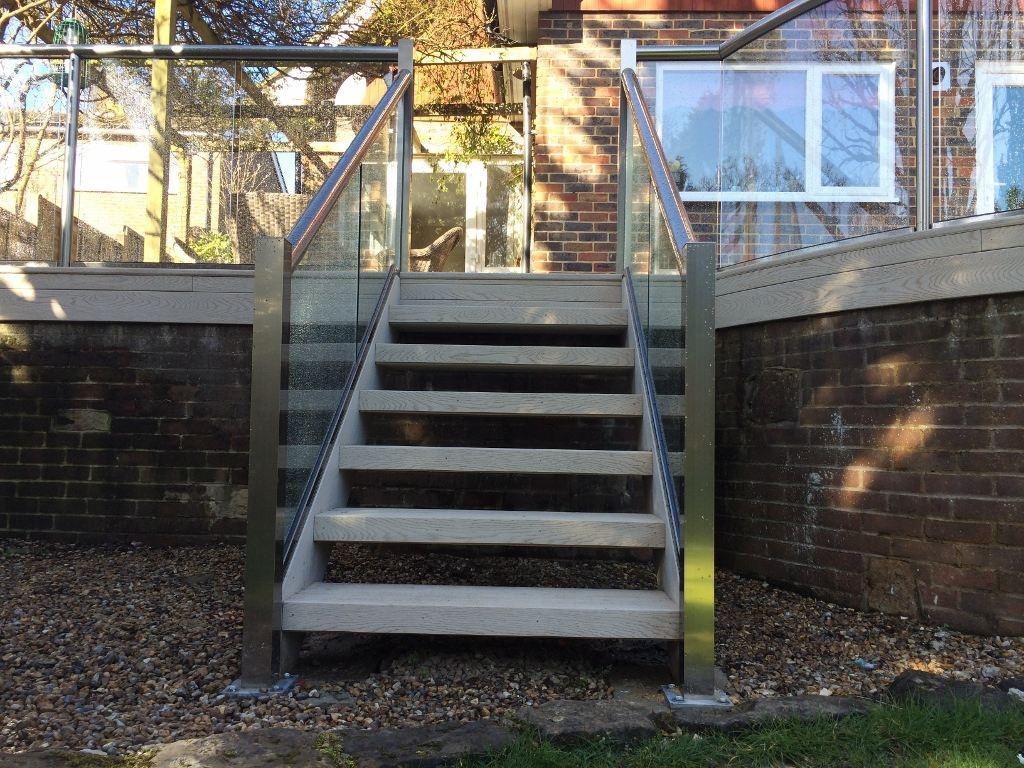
left=189, top=231, right=233, bottom=264
left=463, top=700, right=1024, bottom=768
left=314, top=732, right=356, bottom=768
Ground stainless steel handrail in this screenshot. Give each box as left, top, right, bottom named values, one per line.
left=286, top=68, right=412, bottom=268
left=0, top=43, right=399, bottom=62
left=632, top=0, right=832, bottom=61
left=620, top=67, right=695, bottom=269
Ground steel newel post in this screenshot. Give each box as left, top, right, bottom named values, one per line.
left=916, top=0, right=933, bottom=231
left=682, top=240, right=716, bottom=697
left=521, top=61, right=533, bottom=272
left=240, top=236, right=286, bottom=688
left=58, top=53, right=82, bottom=267
left=616, top=40, right=637, bottom=272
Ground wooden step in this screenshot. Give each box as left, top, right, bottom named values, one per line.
left=400, top=275, right=622, bottom=305
left=314, top=508, right=665, bottom=547
left=388, top=304, right=628, bottom=332
left=339, top=445, right=653, bottom=475
left=374, top=343, right=634, bottom=371
left=359, top=390, right=643, bottom=417
left=282, top=583, right=680, bottom=638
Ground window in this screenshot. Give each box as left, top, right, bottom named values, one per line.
left=976, top=63, right=1024, bottom=214
left=656, top=63, right=896, bottom=202
left=75, top=141, right=179, bottom=194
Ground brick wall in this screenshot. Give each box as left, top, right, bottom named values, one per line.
left=716, top=293, right=1024, bottom=636
left=0, top=322, right=250, bottom=543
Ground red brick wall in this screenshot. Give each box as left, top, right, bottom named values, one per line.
left=716, top=293, right=1024, bottom=636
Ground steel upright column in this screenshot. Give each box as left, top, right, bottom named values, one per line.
left=394, top=39, right=414, bottom=272
left=239, top=237, right=286, bottom=687
left=616, top=40, right=637, bottom=272
left=916, top=0, right=933, bottom=231
left=682, top=241, right=717, bottom=698
left=58, top=53, right=83, bottom=267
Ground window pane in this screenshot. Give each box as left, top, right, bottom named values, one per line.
left=721, top=69, right=806, bottom=193
left=821, top=73, right=881, bottom=189
left=659, top=69, right=723, bottom=193
left=993, top=84, right=1024, bottom=212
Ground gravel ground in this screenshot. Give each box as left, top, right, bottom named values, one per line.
left=1, top=541, right=1021, bottom=755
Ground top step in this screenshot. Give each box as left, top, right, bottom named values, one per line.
left=388, top=304, right=628, bottom=332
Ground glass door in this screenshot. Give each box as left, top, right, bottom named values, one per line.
left=410, top=158, right=524, bottom=272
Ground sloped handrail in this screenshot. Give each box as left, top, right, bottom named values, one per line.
left=287, top=68, right=412, bottom=269
left=619, top=67, right=696, bottom=269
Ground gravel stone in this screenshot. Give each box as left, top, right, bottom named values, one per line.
left=1, top=542, right=1021, bottom=757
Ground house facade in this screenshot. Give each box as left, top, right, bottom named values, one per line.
left=1, top=0, right=1022, bottom=636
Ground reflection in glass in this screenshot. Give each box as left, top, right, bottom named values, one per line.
left=821, top=73, right=881, bottom=189
left=992, top=84, right=1024, bottom=212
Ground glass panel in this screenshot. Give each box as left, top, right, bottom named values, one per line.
left=279, top=102, right=399, bottom=535
left=623, top=102, right=685, bottom=540
left=0, top=58, right=67, bottom=263
left=69, top=57, right=389, bottom=264
left=936, top=0, right=1024, bottom=221
left=647, top=0, right=912, bottom=265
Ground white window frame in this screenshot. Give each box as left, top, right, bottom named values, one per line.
left=655, top=62, right=897, bottom=203
left=975, top=62, right=1024, bottom=215
left=74, top=141, right=180, bottom=194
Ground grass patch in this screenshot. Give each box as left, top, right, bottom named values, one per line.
left=464, top=699, right=1024, bottom=768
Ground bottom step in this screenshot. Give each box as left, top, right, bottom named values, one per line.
left=283, top=583, right=680, bottom=639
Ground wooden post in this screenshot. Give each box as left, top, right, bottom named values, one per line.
left=144, top=0, right=174, bottom=262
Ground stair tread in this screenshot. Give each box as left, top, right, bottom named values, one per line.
left=314, top=508, right=665, bottom=547
left=340, top=445, right=653, bottom=475
left=283, top=583, right=679, bottom=638
left=388, top=304, right=628, bottom=330
left=360, top=390, right=643, bottom=416
left=375, top=343, right=634, bottom=370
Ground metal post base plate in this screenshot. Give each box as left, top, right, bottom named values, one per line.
left=662, top=684, right=733, bottom=710
left=224, top=673, right=299, bottom=698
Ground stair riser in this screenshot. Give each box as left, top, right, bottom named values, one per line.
left=346, top=471, right=648, bottom=515
left=364, top=415, right=640, bottom=450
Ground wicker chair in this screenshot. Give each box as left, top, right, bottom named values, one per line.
left=407, top=226, right=462, bottom=272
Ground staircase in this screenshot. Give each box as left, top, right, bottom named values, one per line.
left=279, top=272, right=681, bottom=650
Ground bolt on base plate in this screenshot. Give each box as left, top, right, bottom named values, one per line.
left=224, top=673, right=299, bottom=698
left=662, top=684, right=733, bottom=710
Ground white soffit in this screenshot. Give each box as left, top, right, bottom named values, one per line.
left=496, top=0, right=551, bottom=46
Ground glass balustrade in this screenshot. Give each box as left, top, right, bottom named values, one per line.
left=0, top=46, right=395, bottom=265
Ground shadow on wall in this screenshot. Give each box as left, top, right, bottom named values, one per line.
left=716, top=296, right=1024, bottom=636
